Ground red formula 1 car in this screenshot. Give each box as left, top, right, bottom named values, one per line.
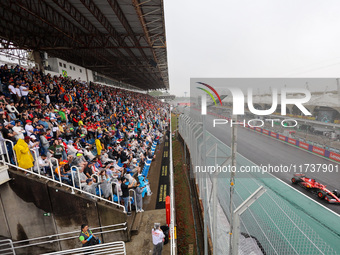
left=291, top=174, right=340, bottom=204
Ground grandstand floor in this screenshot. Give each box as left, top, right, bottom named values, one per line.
left=126, top=209, right=170, bottom=254
left=155, top=133, right=170, bottom=209
left=142, top=135, right=170, bottom=211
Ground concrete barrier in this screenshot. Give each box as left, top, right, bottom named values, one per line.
left=0, top=169, right=127, bottom=254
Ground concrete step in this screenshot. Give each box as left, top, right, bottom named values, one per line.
left=131, top=211, right=143, bottom=236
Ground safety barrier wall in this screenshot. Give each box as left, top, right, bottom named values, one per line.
left=1, top=134, right=160, bottom=213
left=0, top=169, right=128, bottom=254
left=248, top=126, right=340, bottom=161
left=0, top=223, right=127, bottom=255
left=42, top=241, right=126, bottom=255
left=178, top=109, right=340, bottom=255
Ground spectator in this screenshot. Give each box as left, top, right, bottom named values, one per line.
left=31, top=129, right=40, bottom=142
left=119, top=177, right=135, bottom=215
left=2, top=122, right=17, bottom=164
left=15, top=84, right=21, bottom=102
left=48, top=139, right=64, bottom=160
left=2, top=121, right=17, bottom=142
left=84, top=145, right=95, bottom=161
left=28, top=135, right=40, bottom=160
left=39, top=116, right=49, bottom=130
left=25, top=119, right=34, bottom=136
left=74, top=166, right=87, bottom=188
left=50, top=117, right=59, bottom=138
left=13, top=137, right=34, bottom=170
left=129, top=158, right=140, bottom=174
left=73, top=150, right=88, bottom=171
left=79, top=224, right=100, bottom=247
left=12, top=120, right=25, bottom=141
left=100, top=149, right=113, bottom=164
left=135, top=179, right=144, bottom=213
left=108, top=146, right=118, bottom=161
left=83, top=178, right=102, bottom=199
left=95, top=135, right=103, bottom=156
left=54, top=160, right=72, bottom=184
left=0, top=64, right=169, bottom=213
left=20, top=83, right=29, bottom=103
left=40, top=131, right=50, bottom=155
left=37, top=153, right=51, bottom=176
left=83, top=161, right=95, bottom=178
left=152, top=223, right=165, bottom=255
left=8, top=82, right=16, bottom=102
left=98, top=169, right=112, bottom=199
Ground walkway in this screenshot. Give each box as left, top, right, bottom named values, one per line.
left=126, top=209, right=170, bottom=254
left=126, top=131, right=171, bottom=253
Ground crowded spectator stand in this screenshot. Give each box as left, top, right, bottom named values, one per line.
left=0, top=64, right=170, bottom=214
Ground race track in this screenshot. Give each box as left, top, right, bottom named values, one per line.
left=203, top=113, right=340, bottom=215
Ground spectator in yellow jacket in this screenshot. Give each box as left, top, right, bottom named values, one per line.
left=95, top=135, right=103, bottom=156
left=14, top=137, right=34, bottom=169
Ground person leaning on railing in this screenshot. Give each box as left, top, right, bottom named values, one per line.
left=83, top=177, right=103, bottom=199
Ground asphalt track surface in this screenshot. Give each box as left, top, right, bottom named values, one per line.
left=202, top=113, right=340, bottom=215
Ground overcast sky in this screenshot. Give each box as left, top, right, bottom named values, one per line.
left=164, top=0, right=340, bottom=96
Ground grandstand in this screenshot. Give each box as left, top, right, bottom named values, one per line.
left=0, top=1, right=176, bottom=254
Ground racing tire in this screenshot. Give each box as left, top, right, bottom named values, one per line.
left=291, top=178, right=300, bottom=184
left=317, top=191, right=326, bottom=199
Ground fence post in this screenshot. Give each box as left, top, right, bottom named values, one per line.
left=116, top=183, right=120, bottom=204
left=5, top=139, right=17, bottom=166
left=0, top=137, right=5, bottom=163
left=231, top=186, right=266, bottom=255
left=73, top=166, right=81, bottom=189
left=69, top=166, right=77, bottom=194
left=48, top=158, right=55, bottom=181
left=30, top=149, right=40, bottom=177
left=229, top=115, right=238, bottom=255
left=212, top=144, right=218, bottom=254
left=50, top=157, right=61, bottom=185
left=202, top=113, right=208, bottom=255
left=129, top=189, right=137, bottom=212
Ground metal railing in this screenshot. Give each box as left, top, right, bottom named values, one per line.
left=128, top=189, right=137, bottom=212
left=0, top=239, right=15, bottom=255
left=41, top=241, right=126, bottom=255
left=115, top=182, right=120, bottom=204
left=0, top=139, right=126, bottom=212
left=169, top=110, right=177, bottom=255
left=0, top=223, right=127, bottom=254
left=3, top=139, right=17, bottom=165
left=71, top=166, right=81, bottom=189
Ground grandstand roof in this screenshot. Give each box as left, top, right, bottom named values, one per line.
left=0, top=0, right=168, bottom=90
